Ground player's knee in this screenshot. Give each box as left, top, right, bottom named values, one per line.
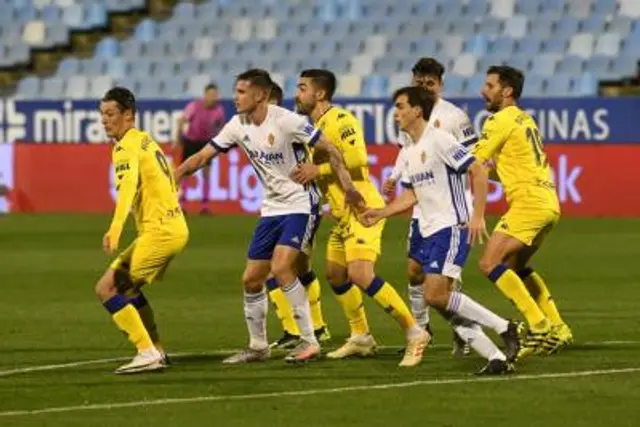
left=408, top=264, right=425, bottom=286
left=241, top=270, right=264, bottom=293
left=424, top=286, right=448, bottom=309
left=270, top=261, right=296, bottom=287
left=478, top=256, right=497, bottom=277
left=325, top=264, right=347, bottom=287
left=95, top=272, right=117, bottom=302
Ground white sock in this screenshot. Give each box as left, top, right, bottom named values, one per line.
left=447, top=291, right=509, bottom=334
left=453, top=323, right=506, bottom=361
left=283, top=279, right=318, bottom=345
left=408, top=283, right=430, bottom=329
left=244, top=290, right=268, bottom=350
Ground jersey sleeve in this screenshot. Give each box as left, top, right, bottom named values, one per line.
left=210, top=117, right=239, bottom=153
left=473, top=114, right=512, bottom=162
left=108, top=137, right=140, bottom=242
left=435, top=130, right=475, bottom=173
left=279, top=110, right=321, bottom=146
left=447, top=110, right=477, bottom=147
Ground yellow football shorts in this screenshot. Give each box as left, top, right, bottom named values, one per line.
left=110, top=230, right=188, bottom=285
left=326, top=211, right=385, bottom=266
left=495, top=204, right=560, bottom=247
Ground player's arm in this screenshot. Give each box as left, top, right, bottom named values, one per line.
left=104, top=142, right=140, bottom=254
left=436, top=132, right=489, bottom=245
left=360, top=186, right=417, bottom=227
left=173, top=101, right=193, bottom=150
left=175, top=119, right=236, bottom=183
left=473, top=115, right=511, bottom=164
left=309, top=116, right=368, bottom=177
left=175, top=143, right=220, bottom=183
left=312, top=135, right=365, bottom=210
left=382, top=144, right=406, bottom=198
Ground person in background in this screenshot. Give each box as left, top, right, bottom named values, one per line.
left=173, top=83, right=226, bottom=215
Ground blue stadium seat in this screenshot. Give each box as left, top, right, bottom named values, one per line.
left=105, top=57, right=127, bottom=78
left=82, top=58, right=108, bottom=75
left=414, top=37, right=438, bottom=55
left=464, top=34, right=489, bottom=56
left=95, top=37, right=120, bottom=58
left=134, top=19, right=157, bottom=42
left=592, top=0, right=617, bottom=16
left=515, top=0, right=542, bottom=15
left=16, top=76, right=41, bottom=99
left=463, top=0, right=490, bottom=17
left=173, top=2, right=196, bottom=20
left=523, top=74, right=545, bottom=97
left=313, top=40, right=338, bottom=58
left=581, top=16, right=607, bottom=34
left=388, top=39, right=413, bottom=57
left=145, top=41, right=167, bottom=58
left=362, top=75, right=389, bottom=98
left=491, top=37, right=516, bottom=56
left=273, top=58, right=300, bottom=75
left=374, top=57, right=401, bottom=74
left=137, top=79, right=161, bottom=99
left=61, top=4, right=84, bottom=29
left=608, top=17, right=633, bottom=37
left=545, top=74, right=573, bottom=97
left=464, top=75, right=485, bottom=96
left=529, top=19, right=554, bottom=37
left=585, top=55, right=612, bottom=77
left=162, top=76, right=187, bottom=98
left=85, top=3, right=107, bottom=28
left=554, top=17, right=580, bottom=39
left=376, top=20, right=402, bottom=37
left=477, top=18, right=502, bottom=36
left=611, top=56, right=636, bottom=76
left=241, top=40, right=264, bottom=57
left=325, top=22, right=351, bottom=39
left=338, top=39, right=363, bottom=56
left=154, top=60, right=176, bottom=79
left=572, top=72, right=598, bottom=96
left=557, top=56, right=584, bottom=74
left=515, top=37, right=542, bottom=55
left=542, top=38, right=568, bottom=54
left=443, top=75, right=464, bottom=97
left=57, top=57, right=81, bottom=76
left=40, top=5, right=62, bottom=23
left=324, top=57, right=350, bottom=74
left=121, top=39, right=145, bottom=58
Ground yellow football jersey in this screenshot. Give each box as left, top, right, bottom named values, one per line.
left=313, top=106, right=384, bottom=219
left=108, top=128, right=186, bottom=244
left=474, top=106, right=560, bottom=211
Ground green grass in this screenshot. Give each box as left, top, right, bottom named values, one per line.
left=1, top=214, right=639, bottom=426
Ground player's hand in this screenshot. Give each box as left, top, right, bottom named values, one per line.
left=344, top=187, right=366, bottom=212
left=290, top=164, right=319, bottom=185
left=467, top=214, right=489, bottom=245
left=359, top=208, right=384, bottom=227
left=382, top=178, right=397, bottom=198
left=102, top=233, right=117, bottom=255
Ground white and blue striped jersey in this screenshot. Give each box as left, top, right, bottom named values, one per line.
left=399, top=126, right=476, bottom=238
left=391, top=97, right=477, bottom=219
left=211, top=105, right=321, bottom=217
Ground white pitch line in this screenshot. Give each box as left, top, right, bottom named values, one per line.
left=1, top=367, right=639, bottom=417
left=0, top=340, right=638, bottom=378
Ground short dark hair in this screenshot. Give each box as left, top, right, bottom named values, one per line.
left=393, top=86, right=436, bottom=121
left=205, top=83, right=218, bottom=91
left=411, top=57, right=445, bottom=81
left=300, top=69, right=337, bottom=101
left=102, top=86, right=136, bottom=114
left=270, top=82, right=283, bottom=106
left=487, top=65, right=524, bottom=100
left=236, top=68, right=273, bottom=91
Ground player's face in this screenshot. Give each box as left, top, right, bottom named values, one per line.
left=234, top=80, right=266, bottom=114
left=393, top=94, right=420, bottom=132
left=294, top=78, right=317, bottom=115
left=100, top=101, right=131, bottom=139
left=412, top=74, right=441, bottom=96
left=482, top=74, right=505, bottom=113
left=203, top=88, right=218, bottom=107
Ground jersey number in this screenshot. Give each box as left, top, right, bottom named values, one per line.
left=155, top=150, right=176, bottom=189
left=526, top=128, right=547, bottom=167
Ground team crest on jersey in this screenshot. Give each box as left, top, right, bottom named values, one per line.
left=434, top=119, right=441, bottom=128
left=267, top=133, right=275, bottom=146
left=421, top=151, right=427, bottom=163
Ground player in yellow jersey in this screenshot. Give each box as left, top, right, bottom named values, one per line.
left=94, top=87, right=189, bottom=374
left=291, top=69, right=429, bottom=367
left=473, top=66, right=572, bottom=358
left=264, top=82, right=331, bottom=349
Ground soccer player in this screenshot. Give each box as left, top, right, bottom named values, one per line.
left=383, top=57, right=477, bottom=356
left=175, top=69, right=363, bottom=363
left=474, top=66, right=572, bottom=358
left=291, top=69, right=429, bottom=367
left=173, top=83, right=226, bottom=214
left=361, top=86, right=521, bottom=374
left=265, top=81, right=331, bottom=349
left=95, top=87, right=189, bottom=374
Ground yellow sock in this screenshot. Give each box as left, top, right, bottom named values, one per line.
left=128, top=292, right=159, bottom=343
left=489, top=265, right=548, bottom=331
left=266, top=278, right=299, bottom=336
left=301, top=272, right=326, bottom=330
left=332, top=282, right=369, bottom=335
left=366, top=278, right=416, bottom=331
left=522, top=269, right=565, bottom=327
left=104, top=294, right=154, bottom=352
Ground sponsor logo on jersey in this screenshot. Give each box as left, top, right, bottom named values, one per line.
left=421, top=151, right=427, bottom=163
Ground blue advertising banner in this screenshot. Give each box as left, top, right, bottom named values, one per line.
left=1, top=97, right=639, bottom=144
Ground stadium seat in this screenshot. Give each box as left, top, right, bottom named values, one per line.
left=134, top=19, right=157, bottom=42
left=529, top=19, right=554, bottom=38
left=82, top=58, right=107, bottom=75
left=491, top=36, right=516, bottom=56
left=585, top=55, right=612, bottom=77
left=464, top=35, right=489, bottom=56
left=57, top=57, right=80, bottom=76
left=439, top=36, right=463, bottom=57
left=388, top=72, right=411, bottom=91
left=592, top=0, right=618, bottom=16
left=41, top=77, right=66, bottom=98
left=22, top=20, right=46, bottom=46
left=255, top=18, right=277, bottom=40
left=557, top=56, right=584, bottom=74
left=65, top=75, right=89, bottom=99
left=414, top=37, right=438, bottom=55
left=477, top=18, right=503, bottom=37
left=364, top=35, right=387, bottom=56
left=611, top=56, right=637, bottom=77
left=362, top=75, right=389, bottom=98
left=568, top=33, right=594, bottom=58
left=545, top=74, right=573, bottom=97
left=336, top=74, right=362, bottom=97
left=452, top=53, right=477, bottom=77
left=594, top=33, right=622, bottom=56
left=85, top=3, right=107, bottom=28
left=95, top=37, right=120, bottom=58
left=573, top=72, right=598, bottom=96
left=542, top=38, right=568, bottom=54
left=523, top=74, right=545, bottom=96
left=388, top=39, right=413, bottom=58
left=609, top=17, right=633, bottom=37
left=464, top=75, right=486, bottom=96
left=530, top=54, right=560, bottom=76
left=374, top=57, right=401, bottom=74
left=324, top=56, right=350, bottom=73
left=555, top=17, right=581, bottom=39
left=515, top=0, right=541, bottom=15
left=350, top=54, right=375, bottom=75
left=16, top=76, right=41, bottom=99
left=581, top=16, right=607, bottom=34
left=442, top=75, right=465, bottom=97
left=490, top=0, right=516, bottom=19
left=567, top=0, right=592, bottom=19
left=620, top=0, right=640, bottom=18
left=105, top=57, right=126, bottom=78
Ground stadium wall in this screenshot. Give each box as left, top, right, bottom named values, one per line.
left=1, top=97, right=639, bottom=217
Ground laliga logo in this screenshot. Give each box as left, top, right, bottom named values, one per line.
left=0, top=99, right=27, bottom=144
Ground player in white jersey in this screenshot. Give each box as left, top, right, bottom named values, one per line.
left=383, top=57, right=477, bottom=355
left=176, top=69, right=364, bottom=364
left=363, top=87, right=521, bottom=374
